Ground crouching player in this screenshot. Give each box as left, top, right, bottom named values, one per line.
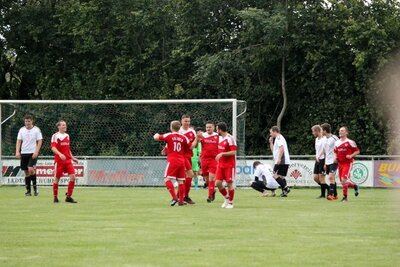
left=154, top=121, right=196, bottom=206
left=51, top=120, right=79, bottom=203
left=215, top=122, right=237, bottom=209
left=251, top=161, right=280, bottom=197
left=334, top=126, right=360, bottom=202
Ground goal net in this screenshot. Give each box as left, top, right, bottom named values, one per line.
left=1, top=100, right=248, bottom=186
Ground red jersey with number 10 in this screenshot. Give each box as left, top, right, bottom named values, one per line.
left=218, top=134, right=237, bottom=168
left=334, top=138, right=359, bottom=164
left=179, top=127, right=196, bottom=158
left=51, top=132, right=72, bottom=163
left=159, top=132, right=190, bottom=164
left=200, top=132, right=219, bottom=159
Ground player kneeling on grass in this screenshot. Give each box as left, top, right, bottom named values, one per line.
left=51, top=120, right=79, bottom=203
left=154, top=121, right=198, bottom=206
left=215, top=122, right=237, bottom=209
left=334, top=126, right=360, bottom=202
left=251, top=161, right=280, bottom=197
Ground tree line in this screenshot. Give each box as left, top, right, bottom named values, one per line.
left=1, top=0, right=399, bottom=155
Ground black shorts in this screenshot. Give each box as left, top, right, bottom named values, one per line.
left=313, top=159, right=325, bottom=175
left=325, top=163, right=338, bottom=174
left=273, top=164, right=289, bottom=177
left=20, top=154, right=38, bottom=171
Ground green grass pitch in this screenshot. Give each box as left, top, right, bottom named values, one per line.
left=0, top=186, right=399, bottom=267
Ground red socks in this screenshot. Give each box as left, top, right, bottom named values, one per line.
left=53, top=183, right=58, bottom=198
left=67, top=181, right=75, bottom=197
left=165, top=180, right=177, bottom=199
left=228, top=189, right=235, bottom=202
left=219, top=188, right=228, bottom=198
left=347, top=182, right=355, bottom=188
left=185, top=177, right=192, bottom=197
left=178, top=184, right=185, bottom=204
left=208, top=180, right=215, bottom=198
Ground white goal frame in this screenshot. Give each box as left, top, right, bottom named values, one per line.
left=0, top=99, right=247, bottom=182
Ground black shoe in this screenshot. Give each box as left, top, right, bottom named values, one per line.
left=25, top=192, right=32, bottom=196
left=178, top=202, right=186, bottom=206
left=54, top=198, right=59, bottom=203
left=211, top=191, right=216, bottom=201
left=170, top=198, right=179, bottom=206
left=65, top=196, right=78, bottom=203
left=206, top=197, right=212, bottom=203
left=285, top=187, right=291, bottom=195
left=184, top=197, right=195, bottom=204
left=341, top=196, right=348, bottom=202
left=203, top=183, right=208, bottom=189
left=34, top=191, right=39, bottom=196
left=280, top=192, right=288, bottom=197
left=316, top=195, right=325, bottom=199
left=354, top=185, right=359, bottom=197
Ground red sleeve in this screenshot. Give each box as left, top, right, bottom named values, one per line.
left=51, top=134, right=57, bottom=147
left=229, top=136, right=237, bottom=151
left=159, top=133, right=166, bottom=141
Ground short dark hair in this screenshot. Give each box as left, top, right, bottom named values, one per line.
left=195, top=127, right=203, bottom=132
left=217, top=122, right=228, bottom=132
left=171, top=121, right=181, bottom=131
left=253, top=161, right=262, bottom=169
left=270, top=126, right=280, bottom=133
left=24, top=114, right=33, bottom=121
left=321, top=123, right=331, bottom=133
left=206, top=121, right=215, bottom=125
left=181, top=114, right=190, bottom=120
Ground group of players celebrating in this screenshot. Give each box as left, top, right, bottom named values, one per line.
left=16, top=113, right=360, bottom=206
left=154, top=115, right=237, bottom=208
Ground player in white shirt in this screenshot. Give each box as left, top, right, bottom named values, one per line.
left=251, top=161, right=280, bottom=197
left=311, top=125, right=329, bottom=198
left=269, top=126, right=291, bottom=197
left=15, top=115, right=43, bottom=196
left=321, top=123, right=339, bottom=200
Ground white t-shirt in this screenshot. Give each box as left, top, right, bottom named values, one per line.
left=254, top=164, right=280, bottom=189
left=273, top=134, right=290, bottom=165
left=17, top=126, right=43, bottom=154
left=324, top=134, right=339, bottom=165
left=315, top=136, right=327, bottom=160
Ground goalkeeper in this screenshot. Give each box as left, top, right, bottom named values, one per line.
left=191, top=127, right=202, bottom=190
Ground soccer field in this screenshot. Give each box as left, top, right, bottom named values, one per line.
left=0, top=187, right=399, bottom=267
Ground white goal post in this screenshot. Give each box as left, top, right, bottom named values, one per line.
left=0, top=99, right=247, bottom=186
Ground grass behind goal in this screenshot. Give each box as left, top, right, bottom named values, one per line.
left=0, top=187, right=399, bottom=267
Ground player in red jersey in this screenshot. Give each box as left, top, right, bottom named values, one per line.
left=154, top=120, right=195, bottom=206
left=51, top=120, right=79, bottom=203
left=215, top=122, right=237, bottom=209
left=334, top=126, right=360, bottom=202
left=178, top=114, right=197, bottom=204
left=196, top=121, right=219, bottom=203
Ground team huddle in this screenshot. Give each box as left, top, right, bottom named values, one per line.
left=154, top=115, right=237, bottom=208
left=15, top=114, right=360, bottom=206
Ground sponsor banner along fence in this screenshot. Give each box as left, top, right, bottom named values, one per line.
left=374, top=160, right=400, bottom=188
left=1, top=160, right=86, bottom=185
left=0, top=158, right=378, bottom=187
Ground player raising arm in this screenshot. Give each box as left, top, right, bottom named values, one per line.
left=154, top=120, right=197, bottom=206
left=334, top=126, right=360, bottom=202
left=51, top=120, right=79, bottom=204
left=215, top=122, right=237, bottom=209
left=196, top=121, right=219, bottom=203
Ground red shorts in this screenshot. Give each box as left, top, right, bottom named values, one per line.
left=338, top=163, right=352, bottom=181
left=201, top=158, right=217, bottom=176
left=184, top=157, right=192, bottom=171
left=54, top=161, right=75, bottom=179
left=216, top=166, right=235, bottom=183
left=164, top=162, right=186, bottom=181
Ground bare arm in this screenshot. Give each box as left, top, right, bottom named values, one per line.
left=32, top=139, right=43, bottom=159
left=70, top=150, right=79, bottom=163
left=216, top=150, right=236, bottom=161
left=15, top=139, right=22, bottom=159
